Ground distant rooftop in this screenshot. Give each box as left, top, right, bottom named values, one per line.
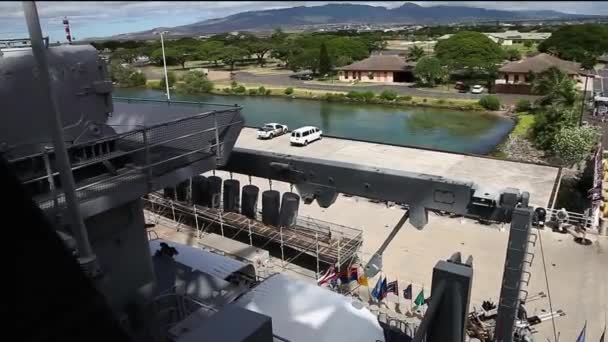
left=337, top=55, right=415, bottom=72
left=499, top=53, right=581, bottom=74
left=438, top=30, right=551, bottom=41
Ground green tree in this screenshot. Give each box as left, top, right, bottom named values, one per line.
left=319, top=42, right=332, bottom=76
left=289, top=48, right=320, bottom=73
left=242, top=40, right=272, bottom=67
left=552, top=126, right=601, bottom=165
left=325, top=37, right=368, bottom=65
left=150, top=47, right=188, bottom=69
left=220, top=46, right=247, bottom=71
left=197, top=41, right=224, bottom=65
left=111, top=63, right=147, bottom=87
left=505, top=48, right=522, bottom=61
left=538, top=24, right=608, bottom=63
left=523, top=40, right=533, bottom=48
left=414, top=57, right=446, bottom=87
left=360, top=33, right=387, bottom=54
left=284, top=87, right=294, bottom=95
left=532, top=66, right=577, bottom=108
left=270, top=28, right=289, bottom=44
left=176, top=70, right=214, bottom=94
left=112, top=48, right=138, bottom=64
left=160, top=71, right=176, bottom=89
left=533, top=105, right=577, bottom=149
left=408, top=45, right=425, bottom=61
left=434, top=31, right=504, bottom=74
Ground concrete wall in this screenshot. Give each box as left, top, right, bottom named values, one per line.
left=338, top=70, right=393, bottom=83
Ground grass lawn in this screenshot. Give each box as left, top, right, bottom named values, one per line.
left=511, top=112, right=536, bottom=138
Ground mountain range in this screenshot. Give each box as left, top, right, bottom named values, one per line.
left=102, top=2, right=595, bottom=41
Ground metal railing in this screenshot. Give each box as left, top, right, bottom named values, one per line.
left=11, top=107, right=242, bottom=212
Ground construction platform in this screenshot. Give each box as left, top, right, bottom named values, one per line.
left=143, top=192, right=363, bottom=270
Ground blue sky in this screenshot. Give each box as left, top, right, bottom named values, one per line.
left=1, top=1, right=607, bottom=41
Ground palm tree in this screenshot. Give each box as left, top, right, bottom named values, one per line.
left=532, top=66, right=577, bottom=108
left=408, top=45, right=425, bottom=62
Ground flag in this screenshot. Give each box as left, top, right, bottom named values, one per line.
left=358, top=275, right=369, bottom=287
left=339, top=269, right=350, bottom=284
left=414, top=288, right=425, bottom=309
left=599, top=324, right=605, bottom=342
left=386, top=280, right=399, bottom=296
left=379, top=277, right=388, bottom=300
left=317, top=266, right=337, bottom=286
left=349, top=266, right=359, bottom=282
left=403, top=284, right=412, bottom=299
left=371, top=276, right=384, bottom=300
left=576, top=321, right=587, bottom=342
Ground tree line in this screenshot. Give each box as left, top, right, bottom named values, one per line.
left=92, top=29, right=386, bottom=73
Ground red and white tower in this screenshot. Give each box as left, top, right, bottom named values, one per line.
left=63, top=16, right=72, bottom=44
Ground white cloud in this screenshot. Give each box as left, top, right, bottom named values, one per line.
left=1, top=1, right=607, bottom=39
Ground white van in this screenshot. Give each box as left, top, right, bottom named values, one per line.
left=290, top=126, right=322, bottom=146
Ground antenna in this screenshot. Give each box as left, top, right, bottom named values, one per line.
left=63, top=16, right=72, bottom=44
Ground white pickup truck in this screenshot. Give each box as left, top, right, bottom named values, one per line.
left=256, top=123, right=289, bottom=139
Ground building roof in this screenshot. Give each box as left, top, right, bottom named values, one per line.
left=499, top=53, right=582, bottom=75
left=438, top=31, right=551, bottom=41
left=487, top=31, right=551, bottom=40
left=337, top=55, right=415, bottom=72
left=234, top=273, right=385, bottom=342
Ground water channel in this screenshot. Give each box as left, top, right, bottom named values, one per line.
left=113, top=88, right=514, bottom=154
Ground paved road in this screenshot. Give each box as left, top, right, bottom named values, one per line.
left=234, top=72, right=540, bottom=106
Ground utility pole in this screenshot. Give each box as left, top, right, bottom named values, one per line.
left=156, top=30, right=170, bottom=101
left=580, top=73, right=591, bottom=126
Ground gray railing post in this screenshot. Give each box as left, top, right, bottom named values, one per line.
left=143, top=129, right=152, bottom=191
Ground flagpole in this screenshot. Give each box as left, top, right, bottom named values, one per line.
left=410, top=280, right=414, bottom=313
left=397, top=278, right=401, bottom=311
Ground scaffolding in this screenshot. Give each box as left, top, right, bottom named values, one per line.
left=143, top=192, right=363, bottom=278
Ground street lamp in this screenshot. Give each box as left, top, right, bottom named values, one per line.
left=154, top=30, right=170, bottom=101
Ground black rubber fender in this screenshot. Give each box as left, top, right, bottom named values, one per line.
left=262, top=190, right=280, bottom=226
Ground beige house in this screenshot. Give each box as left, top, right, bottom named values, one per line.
left=494, top=53, right=588, bottom=94
left=337, top=55, right=416, bottom=83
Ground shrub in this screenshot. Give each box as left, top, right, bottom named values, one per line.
left=478, top=95, right=501, bottom=110
left=230, top=80, right=238, bottom=88
left=265, top=89, right=272, bottom=95
left=399, top=95, right=412, bottom=101
left=422, top=98, right=427, bottom=103
left=112, top=63, right=147, bottom=87
left=176, top=70, right=214, bottom=94
left=362, top=91, right=375, bottom=102
left=222, top=88, right=231, bottom=93
left=235, top=85, right=246, bottom=93
left=248, top=88, right=258, bottom=95
left=379, top=90, right=398, bottom=101
left=347, top=90, right=364, bottom=100
left=437, top=99, right=446, bottom=104
left=160, top=71, right=176, bottom=89
left=284, top=87, right=294, bottom=95
left=515, top=99, right=532, bottom=113
left=552, top=126, right=601, bottom=165
left=533, top=105, right=577, bottom=150
left=258, top=86, right=266, bottom=95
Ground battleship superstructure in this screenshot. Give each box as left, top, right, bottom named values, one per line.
left=4, top=3, right=542, bottom=342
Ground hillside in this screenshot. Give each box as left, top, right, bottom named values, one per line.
left=101, top=2, right=593, bottom=40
